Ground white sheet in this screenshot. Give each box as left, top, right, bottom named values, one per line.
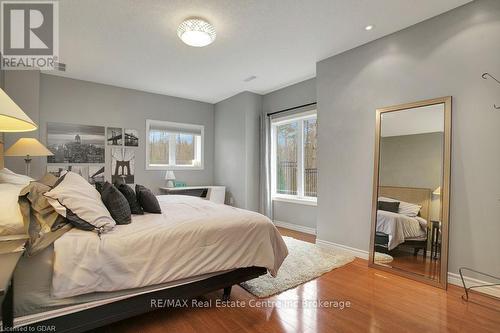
left=376, top=210, right=427, bottom=250
left=52, top=195, right=288, bottom=298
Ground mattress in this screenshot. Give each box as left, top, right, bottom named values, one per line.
left=12, top=245, right=229, bottom=325
left=376, top=210, right=427, bottom=250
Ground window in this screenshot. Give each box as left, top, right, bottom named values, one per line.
left=146, top=120, right=203, bottom=170
left=271, top=111, right=317, bottom=204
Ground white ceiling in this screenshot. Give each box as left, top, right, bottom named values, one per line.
left=47, top=0, right=472, bottom=103
left=381, top=104, right=445, bottom=137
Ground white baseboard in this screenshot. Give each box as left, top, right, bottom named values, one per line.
left=315, top=238, right=369, bottom=259
left=316, top=239, right=500, bottom=297
left=448, top=272, right=500, bottom=298
left=273, top=220, right=316, bottom=235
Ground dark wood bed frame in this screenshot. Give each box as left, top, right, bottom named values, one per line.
left=2, top=266, right=266, bottom=333
left=375, top=231, right=428, bottom=257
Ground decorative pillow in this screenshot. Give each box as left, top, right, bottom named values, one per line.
left=379, top=196, right=421, bottom=217
left=135, top=185, right=161, bottom=214
left=378, top=201, right=400, bottom=213
left=117, top=183, right=144, bottom=215
left=44, top=172, right=115, bottom=233
left=101, top=182, right=131, bottom=225
left=0, top=182, right=27, bottom=236
left=0, top=168, right=33, bottom=185
left=19, top=180, right=72, bottom=256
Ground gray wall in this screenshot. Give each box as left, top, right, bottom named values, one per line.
left=380, top=132, right=443, bottom=191
left=316, top=0, right=500, bottom=276
left=262, top=78, right=317, bottom=230
left=214, top=91, right=261, bottom=211
left=5, top=73, right=215, bottom=192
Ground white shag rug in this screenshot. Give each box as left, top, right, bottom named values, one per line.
left=374, top=252, right=394, bottom=264
left=240, top=236, right=355, bottom=298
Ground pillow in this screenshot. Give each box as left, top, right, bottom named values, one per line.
left=0, top=182, right=27, bottom=236
left=101, top=182, right=131, bottom=225
left=117, top=183, right=144, bottom=215
left=37, top=172, right=59, bottom=187
left=0, top=168, right=33, bottom=185
left=379, top=196, right=421, bottom=217
left=377, top=201, right=400, bottom=213
left=135, top=185, right=161, bottom=214
left=44, top=172, right=115, bottom=233
left=19, top=180, right=72, bottom=256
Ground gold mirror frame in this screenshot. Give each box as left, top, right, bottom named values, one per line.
left=368, top=96, right=452, bottom=289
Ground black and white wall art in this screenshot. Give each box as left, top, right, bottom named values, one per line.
left=124, top=129, right=139, bottom=147
left=111, top=148, right=135, bottom=184
left=107, top=127, right=123, bottom=146
left=47, top=123, right=105, bottom=164
left=47, top=164, right=105, bottom=185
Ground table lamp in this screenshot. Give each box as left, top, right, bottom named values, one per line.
left=5, top=138, right=53, bottom=176
left=165, top=170, right=176, bottom=188
left=0, top=88, right=37, bottom=132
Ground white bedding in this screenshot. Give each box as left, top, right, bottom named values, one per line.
left=376, top=210, right=427, bottom=250
left=52, top=195, right=288, bottom=298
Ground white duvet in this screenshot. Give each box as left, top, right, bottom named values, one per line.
left=52, top=195, right=288, bottom=298
left=376, top=210, right=427, bottom=250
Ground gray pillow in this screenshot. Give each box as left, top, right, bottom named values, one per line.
left=101, top=182, right=131, bottom=224
left=378, top=201, right=400, bottom=213
left=117, top=183, right=144, bottom=215
left=135, top=185, right=161, bottom=214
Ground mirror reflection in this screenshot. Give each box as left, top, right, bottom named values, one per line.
left=373, top=103, right=444, bottom=282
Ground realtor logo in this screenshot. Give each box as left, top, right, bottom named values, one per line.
left=1, top=1, right=59, bottom=70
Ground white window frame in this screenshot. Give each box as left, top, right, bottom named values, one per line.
left=146, top=119, right=204, bottom=170
left=271, top=110, right=317, bottom=205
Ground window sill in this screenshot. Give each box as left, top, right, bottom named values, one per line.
left=146, top=165, right=204, bottom=171
left=272, top=196, right=317, bottom=206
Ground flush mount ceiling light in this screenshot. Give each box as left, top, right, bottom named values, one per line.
left=177, top=18, right=216, bottom=47
left=365, top=25, right=374, bottom=31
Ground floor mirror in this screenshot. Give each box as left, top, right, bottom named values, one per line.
left=369, top=97, right=451, bottom=289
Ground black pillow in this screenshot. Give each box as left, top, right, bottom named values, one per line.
left=101, top=182, right=132, bottom=224
left=378, top=201, right=400, bottom=213
left=135, top=185, right=161, bottom=214
left=117, top=184, right=144, bottom=215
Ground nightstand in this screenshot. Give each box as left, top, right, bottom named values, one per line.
left=159, top=186, right=226, bottom=204
left=430, top=221, right=441, bottom=260
left=0, top=235, right=27, bottom=331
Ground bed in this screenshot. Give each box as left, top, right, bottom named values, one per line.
left=1, top=192, right=288, bottom=332
left=375, top=186, right=431, bottom=255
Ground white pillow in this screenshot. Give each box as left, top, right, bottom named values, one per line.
left=44, top=171, right=115, bottom=233
left=0, top=183, right=27, bottom=236
left=0, top=168, right=33, bottom=185
left=378, top=196, right=421, bottom=217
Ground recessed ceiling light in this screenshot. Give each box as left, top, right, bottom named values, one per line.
left=177, top=18, right=216, bottom=47
left=244, top=75, right=257, bottom=82
left=365, top=25, right=374, bottom=31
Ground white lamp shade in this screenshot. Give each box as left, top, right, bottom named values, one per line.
left=0, top=89, right=37, bottom=132
left=433, top=186, right=441, bottom=196
left=165, top=171, right=176, bottom=181
left=5, top=138, right=53, bottom=157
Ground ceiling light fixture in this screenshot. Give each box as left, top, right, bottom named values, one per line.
left=365, top=25, right=374, bottom=31
left=177, top=18, right=216, bottom=47
left=244, top=75, right=257, bottom=82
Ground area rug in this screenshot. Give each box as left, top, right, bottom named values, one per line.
left=240, top=236, right=355, bottom=298
left=374, top=252, right=394, bottom=264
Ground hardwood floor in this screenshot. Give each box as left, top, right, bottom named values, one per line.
left=381, top=248, right=441, bottom=281
left=93, top=228, right=500, bottom=333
